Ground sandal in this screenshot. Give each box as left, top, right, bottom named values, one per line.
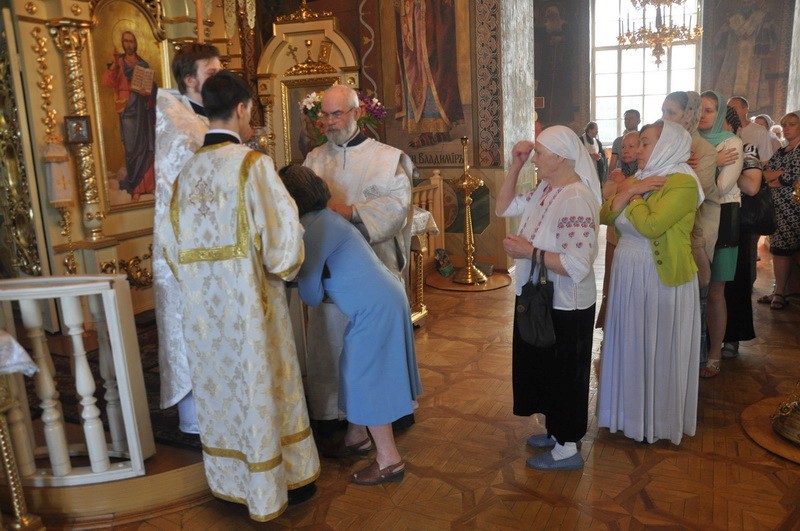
left=700, top=359, right=720, bottom=379
left=771, top=294, right=786, bottom=310
left=721, top=342, right=739, bottom=359
left=352, top=460, right=405, bottom=486
left=757, top=293, right=774, bottom=304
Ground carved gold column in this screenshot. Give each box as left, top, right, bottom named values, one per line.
left=47, top=20, right=105, bottom=241
left=0, top=376, right=43, bottom=530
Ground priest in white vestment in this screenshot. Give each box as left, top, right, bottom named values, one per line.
left=152, top=43, right=220, bottom=434
left=159, top=71, right=319, bottom=520
left=303, top=85, right=416, bottom=450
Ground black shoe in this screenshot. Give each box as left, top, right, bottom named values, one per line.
left=287, top=482, right=317, bottom=506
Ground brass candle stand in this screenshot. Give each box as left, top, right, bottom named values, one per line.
left=450, top=137, right=486, bottom=285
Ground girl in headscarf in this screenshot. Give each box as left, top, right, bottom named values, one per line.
left=496, top=126, right=601, bottom=471
left=698, top=91, right=744, bottom=378
left=597, top=119, right=703, bottom=445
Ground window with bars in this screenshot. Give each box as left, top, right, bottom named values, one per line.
left=592, top=0, right=702, bottom=144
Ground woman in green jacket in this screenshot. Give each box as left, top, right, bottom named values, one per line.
left=597, top=119, right=704, bottom=445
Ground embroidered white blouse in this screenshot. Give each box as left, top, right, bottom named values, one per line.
left=500, top=181, right=599, bottom=311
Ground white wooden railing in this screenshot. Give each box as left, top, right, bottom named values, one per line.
left=0, top=275, right=155, bottom=487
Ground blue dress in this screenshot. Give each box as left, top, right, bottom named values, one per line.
left=297, top=209, right=422, bottom=426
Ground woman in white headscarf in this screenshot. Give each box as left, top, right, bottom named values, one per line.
left=597, top=119, right=703, bottom=446
left=496, top=125, right=601, bottom=472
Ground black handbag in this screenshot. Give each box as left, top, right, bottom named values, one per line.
left=515, top=248, right=556, bottom=348
left=740, top=182, right=776, bottom=236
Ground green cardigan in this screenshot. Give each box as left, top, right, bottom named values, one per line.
left=600, top=172, right=699, bottom=286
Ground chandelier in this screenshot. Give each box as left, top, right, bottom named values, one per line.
left=618, top=0, right=702, bottom=67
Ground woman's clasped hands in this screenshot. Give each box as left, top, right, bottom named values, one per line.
left=611, top=176, right=667, bottom=211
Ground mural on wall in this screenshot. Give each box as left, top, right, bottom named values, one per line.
left=704, top=0, right=795, bottom=119
left=93, top=0, right=162, bottom=210
left=534, top=0, right=581, bottom=128
left=385, top=0, right=473, bottom=170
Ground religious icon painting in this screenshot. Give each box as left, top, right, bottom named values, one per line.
left=92, top=0, right=165, bottom=210
left=384, top=0, right=474, bottom=169
left=64, top=115, right=92, bottom=144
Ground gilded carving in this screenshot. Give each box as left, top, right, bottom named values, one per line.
left=47, top=22, right=105, bottom=225
left=275, top=0, right=332, bottom=23
left=284, top=39, right=336, bottom=77
left=24, top=2, right=38, bottom=15
left=0, top=28, right=42, bottom=276
left=71, top=4, right=83, bottom=16
left=31, top=27, right=59, bottom=143
left=99, top=246, right=153, bottom=289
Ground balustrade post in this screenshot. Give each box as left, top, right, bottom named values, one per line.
left=18, top=299, right=71, bottom=476
left=88, top=294, right=126, bottom=453
left=60, top=296, right=110, bottom=472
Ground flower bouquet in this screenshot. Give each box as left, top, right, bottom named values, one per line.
left=299, top=90, right=387, bottom=146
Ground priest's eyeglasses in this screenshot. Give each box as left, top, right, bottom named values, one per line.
left=318, top=107, right=357, bottom=122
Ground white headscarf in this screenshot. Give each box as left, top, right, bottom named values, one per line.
left=636, top=120, right=704, bottom=207
left=538, top=125, right=602, bottom=204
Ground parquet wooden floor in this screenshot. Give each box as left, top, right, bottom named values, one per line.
left=116, top=233, right=800, bottom=530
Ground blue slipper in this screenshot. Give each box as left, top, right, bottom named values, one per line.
left=526, top=433, right=556, bottom=448
left=526, top=452, right=584, bottom=471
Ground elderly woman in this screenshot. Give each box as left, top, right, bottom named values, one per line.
left=760, top=110, right=800, bottom=310
left=597, top=120, right=704, bottom=445
left=596, top=130, right=639, bottom=329
left=698, top=91, right=744, bottom=378
left=496, top=126, right=601, bottom=471
left=279, top=165, right=422, bottom=486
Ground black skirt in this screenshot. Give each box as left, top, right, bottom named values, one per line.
left=512, top=304, right=595, bottom=444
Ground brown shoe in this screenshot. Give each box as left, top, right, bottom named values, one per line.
left=351, top=460, right=405, bottom=486
left=320, top=436, right=373, bottom=459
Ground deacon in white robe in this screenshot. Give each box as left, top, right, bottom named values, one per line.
left=160, top=136, right=319, bottom=520
left=303, top=86, right=414, bottom=423
left=152, top=43, right=220, bottom=433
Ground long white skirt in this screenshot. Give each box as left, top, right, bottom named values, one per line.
left=597, top=214, right=700, bottom=445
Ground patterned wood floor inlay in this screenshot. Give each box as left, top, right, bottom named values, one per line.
left=118, top=234, right=800, bottom=530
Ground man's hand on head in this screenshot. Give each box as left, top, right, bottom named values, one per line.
left=328, top=203, right=353, bottom=221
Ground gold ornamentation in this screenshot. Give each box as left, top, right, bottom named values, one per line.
left=0, top=378, right=44, bottom=530
left=31, top=27, right=59, bottom=144
left=56, top=207, right=78, bottom=274
left=618, top=0, right=702, bottom=67
left=176, top=149, right=256, bottom=264
left=284, top=39, right=336, bottom=77
left=275, top=0, right=332, bottom=23
left=450, top=137, right=486, bottom=285
left=25, top=2, right=38, bottom=15
left=48, top=21, right=106, bottom=240
left=258, top=92, right=276, bottom=160
left=99, top=245, right=153, bottom=290
left=772, top=379, right=800, bottom=446
left=71, top=4, right=82, bottom=15
left=1, top=28, right=42, bottom=276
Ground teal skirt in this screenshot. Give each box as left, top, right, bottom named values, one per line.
left=711, top=246, right=738, bottom=282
